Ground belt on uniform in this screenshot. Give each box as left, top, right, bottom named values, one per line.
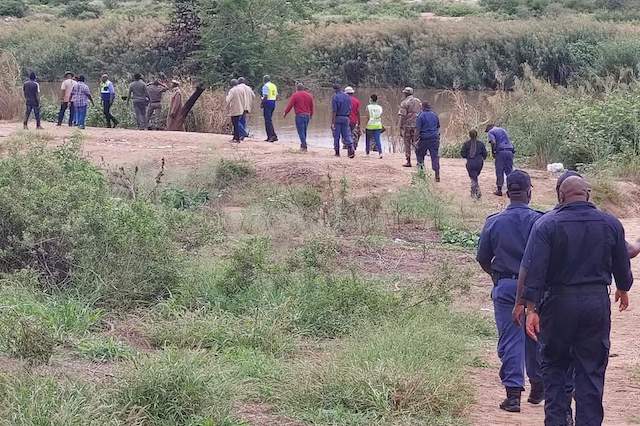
left=549, top=283, right=609, bottom=295
left=497, top=148, right=514, bottom=153
left=336, top=115, right=349, bottom=117
left=496, top=273, right=518, bottom=280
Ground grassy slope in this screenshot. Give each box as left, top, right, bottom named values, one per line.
left=0, top=131, right=494, bottom=425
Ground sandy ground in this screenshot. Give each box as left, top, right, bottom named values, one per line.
left=1, top=121, right=639, bottom=425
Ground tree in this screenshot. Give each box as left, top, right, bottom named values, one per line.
left=197, top=0, right=311, bottom=85
left=166, top=0, right=202, bottom=75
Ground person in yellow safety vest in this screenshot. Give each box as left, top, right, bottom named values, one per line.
left=261, top=75, right=278, bottom=142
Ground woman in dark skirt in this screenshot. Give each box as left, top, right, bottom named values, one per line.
left=460, top=129, right=488, bottom=199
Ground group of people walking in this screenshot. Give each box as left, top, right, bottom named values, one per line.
left=478, top=168, right=637, bottom=426
left=23, top=71, right=184, bottom=131
left=225, top=78, right=445, bottom=175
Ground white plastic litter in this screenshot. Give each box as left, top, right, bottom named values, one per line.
left=546, top=163, right=565, bottom=173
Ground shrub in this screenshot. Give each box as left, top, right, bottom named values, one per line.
left=219, top=236, right=270, bottom=297
left=0, top=315, right=56, bottom=366
left=0, top=134, right=182, bottom=309
left=112, top=350, right=239, bottom=425
left=276, top=308, right=493, bottom=424
left=214, top=159, right=255, bottom=191
left=286, top=273, right=400, bottom=338
left=0, top=0, right=27, bottom=18
left=60, top=0, right=102, bottom=19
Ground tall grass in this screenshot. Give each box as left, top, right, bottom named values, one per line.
left=0, top=52, right=22, bottom=120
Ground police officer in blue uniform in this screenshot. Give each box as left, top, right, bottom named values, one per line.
left=522, top=175, right=633, bottom=426
left=477, top=170, right=544, bottom=412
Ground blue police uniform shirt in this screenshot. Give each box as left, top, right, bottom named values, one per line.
left=522, top=201, right=633, bottom=305
left=415, top=109, right=440, bottom=140
left=477, top=202, right=543, bottom=277
left=332, top=92, right=352, bottom=117
left=488, top=127, right=514, bottom=151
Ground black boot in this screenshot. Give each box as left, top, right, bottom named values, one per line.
left=499, top=387, right=521, bottom=413
left=528, top=381, right=544, bottom=405
left=494, top=186, right=503, bottom=196
left=334, top=149, right=340, bottom=157
left=435, top=170, right=440, bottom=182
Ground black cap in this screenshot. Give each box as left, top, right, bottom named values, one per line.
left=507, top=170, right=532, bottom=192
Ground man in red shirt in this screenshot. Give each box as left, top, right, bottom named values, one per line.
left=283, top=82, right=314, bottom=151
left=345, top=86, right=361, bottom=150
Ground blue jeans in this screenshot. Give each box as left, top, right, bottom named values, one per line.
left=333, top=116, right=352, bottom=152
left=238, top=113, right=248, bottom=139
left=493, top=279, right=541, bottom=389
left=365, top=129, right=382, bottom=154
left=75, top=105, right=88, bottom=129
left=231, top=115, right=241, bottom=141
left=295, top=114, right=310, bottom=148
left=495, top=150, right=514, bottom=189
left=263, top=100, right=277, bottom=140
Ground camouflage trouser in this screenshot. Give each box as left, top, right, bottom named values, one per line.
left=403, top=127, right=416, bottom=162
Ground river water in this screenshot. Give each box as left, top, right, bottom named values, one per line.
left=39, top=83, right=490, bottom=150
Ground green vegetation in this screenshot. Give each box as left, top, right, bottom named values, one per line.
left=0, top=130, right=492, bottom=424
left=0, top=0, right=27, bottom=17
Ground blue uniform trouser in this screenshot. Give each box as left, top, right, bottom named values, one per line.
left=24, top=104, right=41, bottom=127
left=495, top=150, right=514, bottom=189
left=416, top=137, right=440, bottom=172
left=238, top=113, right=248, bottom=139
left=539, top=287, right=610, bottom=426
left=493, top=279, right=541, bottom=389
left=295, top=114, right=310, bottom=149
left=333, top=116, right=352, bottom=152
left=263, top=100, right=277, bottom=140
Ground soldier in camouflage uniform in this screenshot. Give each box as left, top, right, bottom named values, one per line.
left=397, top=87, right=422, bottom=167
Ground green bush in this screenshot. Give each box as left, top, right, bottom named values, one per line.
left=60, top=0, right=102, bottom=19
left=0, top=134, right=182, bottom=309
left=0, top=315, right=56, bottom=366
left=113, top=350, right=239, bottom=425
left=276, top=308, right=493, bottom=425
left=0, top=0, right=27, bottom=17
left=286, top=273, right=400, bottom=338
left=214, top=158, right=255, bottom=191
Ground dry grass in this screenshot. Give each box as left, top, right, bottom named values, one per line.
left=185, top=86, right=230, bottom=134
left=0, top=52, right=22, bottom=121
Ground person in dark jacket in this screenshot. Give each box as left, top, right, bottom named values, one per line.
left=23, top=72, right=42, bottom=130
left=414, top=101, right=441, bottom=181
left=460, top=129, right=488, bottom=199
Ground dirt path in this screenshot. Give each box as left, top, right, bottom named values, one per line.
left=1, top=122, right=639, bottom=424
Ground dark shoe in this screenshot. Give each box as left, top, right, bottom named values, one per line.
left=334, top=149, right=340, bottom=157
left=435, top=171, right=441, bottom=183
left=499, top=387, right=521, bottom=413
left=56, top=123, right=61, bottom=127
left=264, top=138, right=270, bottom=142
left=348, top=147, right=355, bottom=158
left=23, top=124, right=28, bottom=130
left=231, top=139, right=241, bottom=144
left=494, top=188, right=503, bottom=197
left=528, top=381, right=544, bottom=405
left=301, top=146, right=308, bottom=152
left=270, top=137, right=278, bottom=142
left=402, top=162, right=412, bottom=168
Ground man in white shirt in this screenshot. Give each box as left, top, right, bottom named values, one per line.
left=57, top=71, right=76, bottom=126
left=226, top=79, right=246, bottom=143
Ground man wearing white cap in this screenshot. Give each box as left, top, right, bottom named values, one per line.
left=344, top=86, right=361, bottom=150
left=397, top=87, right=422, bottom=167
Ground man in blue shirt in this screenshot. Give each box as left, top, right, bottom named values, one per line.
left=331, top=83, right=354, bottom=158
left=486, top=124, right=515, bottom=196
left=523, top=176, right=633, bottom=426
left=415, top=101, right=440, bottom=182
left=477, top=170, right=544, bottom=413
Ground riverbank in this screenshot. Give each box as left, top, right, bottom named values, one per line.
left=1, top=122, right=639, bottom=424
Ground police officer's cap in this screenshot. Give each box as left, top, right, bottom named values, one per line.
left=507, top=170, right=532, bottom=192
